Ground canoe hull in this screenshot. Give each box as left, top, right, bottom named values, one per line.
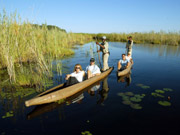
left=25, top=67, right=113, bottom=107
left=117, top=63, right=132, bottom=76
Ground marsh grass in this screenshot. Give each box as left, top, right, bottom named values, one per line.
left=0, top=11, right=92, bottom=87
left=95, top=31, right=180, bottom=46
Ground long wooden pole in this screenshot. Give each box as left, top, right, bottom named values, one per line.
left=95, top=37, right=102, bottom=69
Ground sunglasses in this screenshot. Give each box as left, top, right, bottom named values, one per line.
left=75, top=67, right=80, bottom=69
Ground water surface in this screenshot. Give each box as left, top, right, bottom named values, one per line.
left=0, top=42, right=180, bottom=135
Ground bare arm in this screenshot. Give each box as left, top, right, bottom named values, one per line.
left=118, top=62, right=121, bottom=70
left=96, top=42, right=105, bottom=49
left=126, top=62, right=130, bottom=68
left=65, top=74, right=71, bottom=80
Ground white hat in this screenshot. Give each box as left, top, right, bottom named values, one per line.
left=102, top=36, right=106, bottom=39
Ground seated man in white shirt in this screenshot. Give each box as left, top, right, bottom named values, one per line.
left=118, top=54, right=130, bottom=71
left=86, top=58, right=101, bottom=79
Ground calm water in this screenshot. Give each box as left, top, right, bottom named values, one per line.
left=0, top=42, right=180, bottom=135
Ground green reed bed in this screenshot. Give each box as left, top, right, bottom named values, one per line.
left=0, top=11, right=92, bottom=87
left=95, top=31, right=180, bottom=46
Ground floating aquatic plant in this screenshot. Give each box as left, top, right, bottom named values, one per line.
left=122, top=95, right=130, bottom=101
left=81, top=131, right=92, bottom=135
left=136, top=83, right=150, bottom=89
left=151, top=92, right=165, bottom=98
left=117, top=92, right=125, bottom=96
left=158, top=101, right=171, bottom=106
left=130, top=103, right=142, bottom=109
left=163, top=88, right=173, bottom=92
left=141, top=94, right=146, bottom=97
left=141, top=85, right=150, bottom=89
left=134, top=94, right=145, bottom=99
left=155, top=89, right=165, bottom=94
left=2, top=111, right=14, bottom=119
left=122, top=100, right=132, bottom=105
left=125, top=92, right=134, bottom=96
left=118, top=91, right=145, bottom=109
left=130, top=97, right=142, bottom=102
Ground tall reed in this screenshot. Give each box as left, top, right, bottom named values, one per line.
left=0, top=10, right=92, bottom=86
left=94, top=31, right=180, bottom=46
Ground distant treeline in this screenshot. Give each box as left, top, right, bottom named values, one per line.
left=93, top=31, right=180, bottom=46
left=32, top=24, right=66, bottom=33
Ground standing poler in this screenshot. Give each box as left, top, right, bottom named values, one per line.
left=96, top=36, right=110, bottom=71
left=126, top=36, right=133, bottom=56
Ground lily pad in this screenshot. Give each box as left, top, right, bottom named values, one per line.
left=141, top=85, right=150, bottom=89
left=117, top=92, right=125, bottom=96
left=151, top=92, right=164, bottom=98
left=163, top=88, right=173, bottom=92
left=125, top=92, right=134, bottom=96
left=134, top=94, right=144, bottom=99
left=122, top=100, right=132, bottom=105
left=141, top=94, right=146, bottom=97
left=155, top=89, right=165, bottom=94
left=130, top=97, right=142, bottom=102
left=130, top=103, right=142, bottom=109
left=158, top=101, right=171, bottom=106
left=122, top=95, right=130, bottom=101
left=2, top=111, right=14, bottom=118
left=81, top=131, right=92, bottom=135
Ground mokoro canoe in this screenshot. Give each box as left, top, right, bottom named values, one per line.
left=27, top=81, right=101, bottom=119
left=25, top=67, right=114, bottom=107
left=117, top=62, right=132, bottom=76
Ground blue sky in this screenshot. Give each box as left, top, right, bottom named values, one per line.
left=0, top=0, right=180, bottom=33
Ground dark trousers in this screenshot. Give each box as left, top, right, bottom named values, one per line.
left=64, top=77, right=79, bottom=87
left=119, top=67, right=126, bottom=71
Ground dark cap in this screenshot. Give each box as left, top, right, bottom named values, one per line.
left=90, top=58, right=95, bottom=62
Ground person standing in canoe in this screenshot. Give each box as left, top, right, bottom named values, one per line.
left=118, top=54, right=130, bottom=71
left=65, top=64, right=85, bottom=86
left=86, top=58, right=101, bottom=79
left=126, top=36, right=133, bottom=56
left=96, top=36, right=110, bottom=71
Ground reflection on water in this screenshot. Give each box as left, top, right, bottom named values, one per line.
left=135, top=44, right=180, bottom=57
left=97, top=77, right=109, bottom=104
left=0, top=42, right=180, bottom=135
left=111, top=42, right=180, bottom=58
left=117, top=72, right=132, bottom=87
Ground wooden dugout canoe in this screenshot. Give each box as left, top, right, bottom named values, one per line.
left=25, top=67, right=114, bottom=107
left=117, top=62, right=132, bottom=76
left=27, top=81, right=101, bottom=120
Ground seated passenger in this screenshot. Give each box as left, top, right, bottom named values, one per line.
left=86, top=58, right=101, bottom=79
left=65, top=64, right=85, bottom=86
left=118, top=54, right=130, bottom=71
left=126, top=52, right=133, bottom=64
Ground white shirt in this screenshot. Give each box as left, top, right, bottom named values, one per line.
left=125, top=56, right=132, bottom=61
left=70, top=71, right=84, bottom=82
left=86, top=65, right=101, bottom=75
left=91, top=85, right=100, bottom=91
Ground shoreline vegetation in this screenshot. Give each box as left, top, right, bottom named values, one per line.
left=93, top=32, right=180, bottom=46
left=0, top=11, right=92, bottom=89
left=0, top=11, right=180, bottom=89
